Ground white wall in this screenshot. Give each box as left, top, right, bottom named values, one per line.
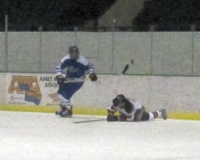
left=7, top=32, right=41, bottom=72
left=113, top=32, right=152, bottom=74
left=152, top=32, right=193, bottom=75
left=0, top=33, right=6, bottom=71
left=41, top=32, right=76, bottom=72
left=0, top=32, right=199, bottom=76
left=97, top=33, right=113, bottom=73
left=193, top=33, right=200, bottom=76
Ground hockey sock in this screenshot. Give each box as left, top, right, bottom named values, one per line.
left=60, top=99, right=71, bottom=110
left=148, top=111, right=161, bottom=120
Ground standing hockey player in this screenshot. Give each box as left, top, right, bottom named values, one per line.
left=107, top=94, right=167, bottom=122
left=55, top=46, right=97, bottom=117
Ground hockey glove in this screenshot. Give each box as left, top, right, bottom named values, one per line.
left=107, top=115, right=119, bottom=122
left=107, top=109, right=115, bottom=116
left=56, top=75, right=65, bottom=85
left=89, top=73, right=97, bottom=81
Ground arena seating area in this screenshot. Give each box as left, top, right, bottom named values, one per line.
left=133, top=0, right=200, bottom=31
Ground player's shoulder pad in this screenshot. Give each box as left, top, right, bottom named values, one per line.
left=77, top=55, right=89, bottom=66
left=61, top=55, right=70, bottom=63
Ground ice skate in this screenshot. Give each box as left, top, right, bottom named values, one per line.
left=60, top=106, right=73, bottom=118
left=160, top=108, right=167, bottom=120
left=55, top=105, right=65, bottom=115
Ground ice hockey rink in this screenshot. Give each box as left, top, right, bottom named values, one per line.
left=0, top=111, right=200, bottom=160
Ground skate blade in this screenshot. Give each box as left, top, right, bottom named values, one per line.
left=55, top=111, right=61, bottom=115
left=60, top=115, right=72, bottom=118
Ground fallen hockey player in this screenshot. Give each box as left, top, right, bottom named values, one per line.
left=107, top=94, right=167, bottom=122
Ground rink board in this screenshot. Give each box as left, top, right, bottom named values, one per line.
left=1, top=73, right=200, bottom=120
left=0, top=104, right=200, bottom=120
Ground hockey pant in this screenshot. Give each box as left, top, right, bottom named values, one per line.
left=133, top=107, right=149, bottom=121
left=57, top=82, right=84, bottom=108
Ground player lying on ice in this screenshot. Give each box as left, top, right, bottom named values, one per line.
left=107, top=94, right=167, bottom=122
left=55, top=46, right=97, bottom=118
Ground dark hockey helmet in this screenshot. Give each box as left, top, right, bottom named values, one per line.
left=112, top=94, right=126, bottom=106
left=69, top=46, right=79, bottom=53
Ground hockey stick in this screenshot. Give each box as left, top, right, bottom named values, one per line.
left=73, top=64, right=131, bottom=124
left=63, top=62, right=132, bottom=83
left=121, top=64, right=129, bottom=75
left=73, top=118, right=106, bottom=124
left=121, top=59, right=134, bottom=75
left=64, top=78, right=86, bottom=83
left=63, top=59, right=133, bottom=83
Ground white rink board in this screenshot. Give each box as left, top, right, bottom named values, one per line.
left=75, top=75, right=200, bottom=112
left=0, top=73, right=6, bottom=103
left=0, top=73, right=200, bottom=112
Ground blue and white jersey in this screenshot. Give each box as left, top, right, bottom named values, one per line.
left=56, top=55, right=94, bottom=79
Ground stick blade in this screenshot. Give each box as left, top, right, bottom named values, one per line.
left=121, top=64, right=129, bottom=74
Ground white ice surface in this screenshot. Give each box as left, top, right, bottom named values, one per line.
left=0, top=111, right=200, bottom=160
